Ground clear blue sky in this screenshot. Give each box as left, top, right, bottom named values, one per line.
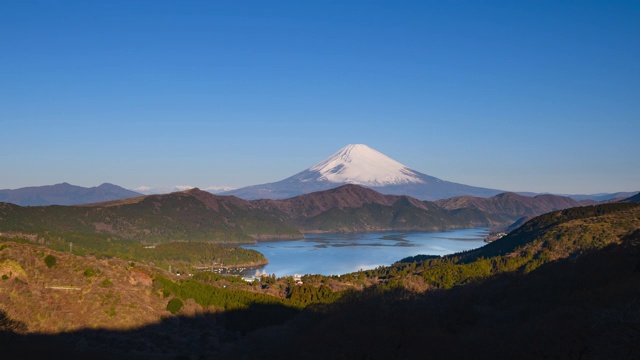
left=1, top=0, right=638, bottom=194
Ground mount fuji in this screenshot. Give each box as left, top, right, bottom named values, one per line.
left=223, top=144, right=504, bottom=200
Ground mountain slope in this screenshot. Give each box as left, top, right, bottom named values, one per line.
left=463, top=202, right=640, bottom=261
left=435, top=192, right=584, bottom=224
left=568, top=191, right=639, bottom=202
left=0, top=189, right=302, bottom=248
left=252, top=184, right=497, bottom=232
left=0, top=183, right=141, bottom=206
left=624, top=192, right=640, bottom=203
left=223, top=144, right=504, bottom=200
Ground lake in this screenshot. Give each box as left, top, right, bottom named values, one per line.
left=241, top=228, right=488, bottom=277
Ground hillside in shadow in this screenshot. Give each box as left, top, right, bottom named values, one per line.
left=1, top=302, right=301, bottom=359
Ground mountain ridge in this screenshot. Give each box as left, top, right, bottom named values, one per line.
left=435, top=191, right=585, bottom=224
left=0, top=184, right=595, bottom=250
left=624, top=192, right=640, bottom=203
left=0, top=183, right=141, bottom=206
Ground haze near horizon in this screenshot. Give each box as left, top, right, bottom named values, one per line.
left=1, top=1, right=638, bottom=194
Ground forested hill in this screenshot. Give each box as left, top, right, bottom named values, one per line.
left=435, top=191, right=585, bottom=223
left=252, top=184, right=499, bottom=232
left=0, top=189, right=302, bottom=246
left=463, top=202, right=640, bottom=261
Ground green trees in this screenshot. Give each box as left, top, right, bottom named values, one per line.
left=166, top=298, right=184, bottom=314
left=83, top=267, right=100, bottom=277
left=44, top=255, right=57, bottom=268
left=154, top=276, right=282, bottom=311
left=287, top=284, right=341, bottom=307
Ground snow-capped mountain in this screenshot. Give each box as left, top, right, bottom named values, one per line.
left=307, top=144, right=424, bottom=186
left=222, top=144, right=504, bottom=200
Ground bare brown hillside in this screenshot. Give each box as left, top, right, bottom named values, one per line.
left=0, top=242, right=168, bottom=333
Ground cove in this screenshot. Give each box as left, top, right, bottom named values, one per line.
left=241, top=228, right=488, bottom=277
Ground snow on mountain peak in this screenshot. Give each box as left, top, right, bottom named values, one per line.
left=308, top=144, right=425, bottom=186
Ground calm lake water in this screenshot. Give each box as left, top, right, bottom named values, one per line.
left=241, top=228, right=488, bottom=277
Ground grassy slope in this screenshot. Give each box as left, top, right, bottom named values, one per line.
left=0, top=241, right=167, bottom=333
left=368, top=203, right=640, bottom=289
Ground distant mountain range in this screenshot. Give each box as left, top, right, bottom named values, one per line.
left=567, top=191, right=639, bottom=202
left=222, top=144, right=505, bottom=201
left=0, top=183, right=141, bottom=206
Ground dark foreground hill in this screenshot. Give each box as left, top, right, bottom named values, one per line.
left=1, top=202, right=639, bottom=359
left=0, top=183, right=141, bottom=206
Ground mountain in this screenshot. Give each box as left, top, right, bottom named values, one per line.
left=133, top=185, right=235, bottom=195
left=0, top=183, right=141, bottom=206
left=624, top=192, right=640, bottom=203
left=0, top=189, right=302, bottom=247
left=222, top=144, right=504, bottom=201
left=435, top=192, right=585, bottom=224
left=567, top=191, right=639, bottom=202
left=253, top=184, right=497, bottom=232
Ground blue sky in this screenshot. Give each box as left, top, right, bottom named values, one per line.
left=1, top=0, right=638, bottom=194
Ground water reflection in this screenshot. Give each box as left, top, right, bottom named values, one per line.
left=241, top=228, right=488, bottom=277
